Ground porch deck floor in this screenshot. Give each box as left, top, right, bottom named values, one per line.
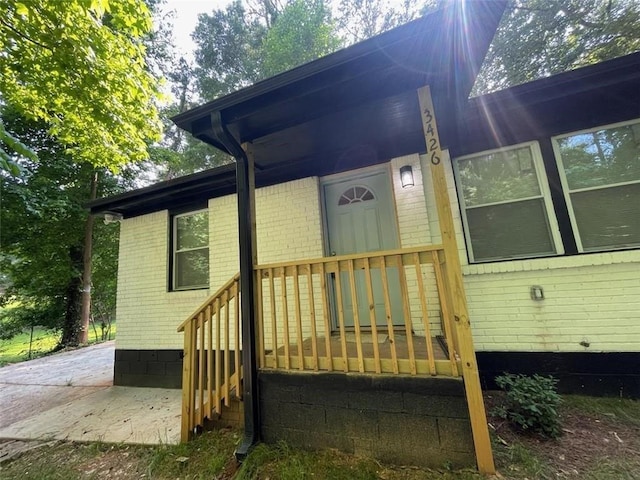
left=272, top=334, right=448, bottom=362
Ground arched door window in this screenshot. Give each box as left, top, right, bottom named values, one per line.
left=338, top=186, right=375, bottom=205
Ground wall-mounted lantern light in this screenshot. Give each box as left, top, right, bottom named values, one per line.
left=400, top=165, right=414, bottom=188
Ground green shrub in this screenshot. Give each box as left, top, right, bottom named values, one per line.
left=493, top=373, right=562, bottom=438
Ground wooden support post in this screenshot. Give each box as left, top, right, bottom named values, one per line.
left=180, top=320, right=196, bottom=442
left=418, top=86, right=495, bottom=474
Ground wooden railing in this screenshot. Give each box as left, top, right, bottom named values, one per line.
left=177, top=273, right=242, bottom=441
left=255, top=245, right=460, bottom=377
left=178, top=245, right=462, bottom=440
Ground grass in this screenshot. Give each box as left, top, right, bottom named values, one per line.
left=1, top=392, right=638, bottom=479
left=0, top=430, right=240, bottom=480
left=493, top=440, right=554, bottom=479
left=236, top=442, right=381, bottom=480
left=563, top=394, right=640, bottom=426
left=0, top=324, right=116, bottom=366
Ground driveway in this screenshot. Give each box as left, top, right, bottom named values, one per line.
left=0, top=342, right=181, bottom=445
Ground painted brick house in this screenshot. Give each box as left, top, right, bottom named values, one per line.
left=89, top=1, right=640, bottom=473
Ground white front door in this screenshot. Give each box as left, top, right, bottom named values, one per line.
left=322, top=169, right=403, bottom=328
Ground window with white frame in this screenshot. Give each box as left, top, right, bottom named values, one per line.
left=553, top=119, right=640, bottom=252
left=454, top=142, right=562, bottom=262
left=172, top=210, right=209, bottom=290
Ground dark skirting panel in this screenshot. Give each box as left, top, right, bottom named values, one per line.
left=477, top=351, right=640, bottom=398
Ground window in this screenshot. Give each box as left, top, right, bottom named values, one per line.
left=553, top=119, right=640, bottom=252
left=338, top=186, right=375, bottom=205
left=454, top=142, right=562, bottom=262
left=172, top=210, right=209, bottom=290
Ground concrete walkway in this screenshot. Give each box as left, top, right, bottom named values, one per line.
left=0, top=342, right=181, bottom=445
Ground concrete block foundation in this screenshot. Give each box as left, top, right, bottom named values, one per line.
left=258, top=370, right=475, bottom=468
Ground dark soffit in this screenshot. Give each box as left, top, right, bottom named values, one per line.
left=88, top=52, right=640, bottom=218
left=172, top=0, right=507, bottom=166
left=89, top=1, right=509, bottom=217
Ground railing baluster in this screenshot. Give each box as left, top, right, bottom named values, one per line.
left=268, top=268, right=277, bottom=369
left=363, top=258, right=381, bottom=374
left=293, top=265, right=305, bottom=370
left=348, top=259, right=365, bottom=373
left=334, top=262, right=349, bottom=373
left=432, top=251, right=459, bottom=377
left=224, top=290, right=231, bottom=407
left=197, top=312, right=205, bottom=424
left=379, top=256, right=399, bottom=374
left=179, top=245, right=466, bottom=441
left=215, top=297, right=222, bottom=413
left=206, top=305, right=213, bottom=418
left=280, top=268, right=291, bottom=370
left=413, top=252, right=436, bottom=375
left=306, top=265, right=319, bottom=371
left=319, top=262, right=333, bottom=371
left=397, top=255, right=416, bottom=375
left=256, top=269, right=265, bottom=368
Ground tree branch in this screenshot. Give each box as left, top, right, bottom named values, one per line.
left=0, top=18, right=53, bottom=52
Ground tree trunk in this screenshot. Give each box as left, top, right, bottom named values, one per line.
left=59, top=246, right=83, bottom=348
left=79, top=171, right=98, bottom=344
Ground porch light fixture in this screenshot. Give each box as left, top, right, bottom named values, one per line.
left=400, top=165, right=414, bottom=188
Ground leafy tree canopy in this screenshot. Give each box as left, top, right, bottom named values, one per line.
left=262, top=0, right=342, bottom=77
left=0, top=0, right=164, bottom=169
left=475, top=0, right=640, bottom=94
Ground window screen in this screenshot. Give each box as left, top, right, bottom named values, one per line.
left=454, top=143, right=559, bottom=262
left=173, top=210, right=209, bottom=289
left=553, top=119, right=640, bottom=251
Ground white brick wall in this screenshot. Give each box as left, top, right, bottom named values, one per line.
left=116, top=178, right=325, bottom=350
left=422, top=151, right=640, bottom=353
left=115, top=211, right=210, bottom=350
left=116, top=153, right=640, bottom=354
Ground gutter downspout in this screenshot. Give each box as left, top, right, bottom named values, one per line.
left=211, top=111, right=260, bottom=461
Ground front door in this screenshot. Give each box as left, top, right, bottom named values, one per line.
left=322, top=169, right=403, bottom=328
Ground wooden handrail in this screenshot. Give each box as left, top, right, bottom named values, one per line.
left=177, top=273, right=240, bottom=332
left=254, top=245, right=459, bottom=378
left=179, top=245, right=461, bottom=442
left=178, top=273, right=242, bottom=442
left=254, top=244, right=445, bottom=270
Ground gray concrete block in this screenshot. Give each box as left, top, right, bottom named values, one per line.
left=437, top=417, right=474, bottom=453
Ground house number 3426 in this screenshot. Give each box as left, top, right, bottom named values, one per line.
left=422, top=107, right=441, bottom=165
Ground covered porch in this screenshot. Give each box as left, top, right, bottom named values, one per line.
left=172, top=1, right=506, bottom=474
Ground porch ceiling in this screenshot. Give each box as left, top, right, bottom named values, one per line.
left=172, top=1, right=506, bottom=170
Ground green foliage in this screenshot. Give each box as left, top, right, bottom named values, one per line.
left=494, top=373, right=563, bottom=438
left=336, top=0, right=431, bottom=43
left=475, top=0, right=640, bottom=93
left=0, top=0, right=163, bottom=168
left=0, top=110, right=122, bottom=347
left=192, top=0, right=267, bottom=98
left=262, top=0, right=342, bottom=77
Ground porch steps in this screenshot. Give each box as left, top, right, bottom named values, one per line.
left=204, top=392, right=244, bottom=430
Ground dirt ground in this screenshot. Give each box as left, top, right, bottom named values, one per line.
left=485, top=392, right=640, bottom=479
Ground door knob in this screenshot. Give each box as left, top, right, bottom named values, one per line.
left=331, top=251, right=337, bottom=256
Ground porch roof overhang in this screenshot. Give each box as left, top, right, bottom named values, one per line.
left=89, top=0, right=505, bottom=217
left=88, top=51, right=640, bottom=219
left=88, top=51, right=640, bottom=218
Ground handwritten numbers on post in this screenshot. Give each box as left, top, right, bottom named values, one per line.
left=422, top=107, right=441, bottom=165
